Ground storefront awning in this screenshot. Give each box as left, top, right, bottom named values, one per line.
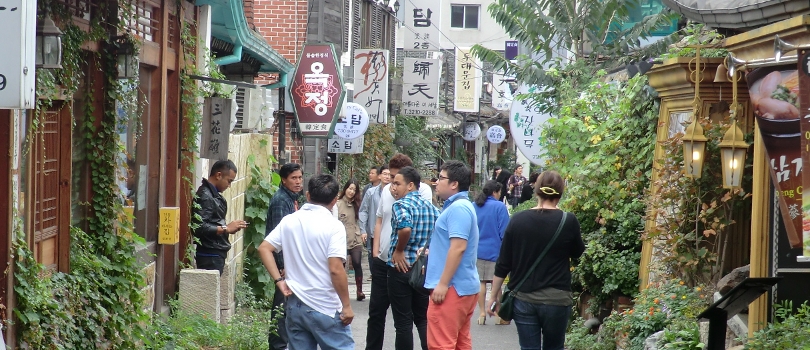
left=196, top=0, right=294, bottom=75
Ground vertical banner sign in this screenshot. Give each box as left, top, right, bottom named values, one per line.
left=291, top=44, right=345, bottom=138
left=404, top=0, right=441, bottom=51
left=747, top=66, right=805, bottom=264
left=158, top=207, right=180, bottom=245
left=491, top=73, right=514, bottom=110
left=0, top=0, right=36, bottom=109
left=509, top=85, right=552, bottom=165
left=201, top=97, right=231, bottom=160
left=328, top=135, right=365, bottom=154
left=402, top=57, right=441, bottom=117
left=505, top=41, right=519, bottom=61
left=800, top=51, right=810, bottom=258
left=454, top=48, right=481, bottom=112
left=353, top=49, right=390, bottom=124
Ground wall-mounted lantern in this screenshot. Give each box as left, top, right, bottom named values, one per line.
left=36, top=15, right=63, bottom=69
left=115, top=36, right=138, bottom=79
left=682, top=119, right=708, bottom=178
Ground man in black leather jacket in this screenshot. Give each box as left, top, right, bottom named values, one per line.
left=192, top=159, right=247, bottom=274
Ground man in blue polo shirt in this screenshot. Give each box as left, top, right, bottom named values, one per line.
left=424, top=160, right=479, bottom=349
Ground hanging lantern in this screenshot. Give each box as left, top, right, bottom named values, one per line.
left=116, top=37, right=138, bottom=79
left=36, top=15, right=63, bottom=69
left=682, top=118, right=708, bottom=178
left=718, top=121, right=748, bottom=188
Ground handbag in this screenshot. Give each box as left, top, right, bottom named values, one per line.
left=498, top=212, right=567, bottom=322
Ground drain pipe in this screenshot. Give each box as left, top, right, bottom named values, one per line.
left=215, top=43, right=243, bottom=66
left=264, top=72, right=287, bottom=90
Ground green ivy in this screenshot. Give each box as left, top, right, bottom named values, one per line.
left=242, top=153, right=281, bottom=301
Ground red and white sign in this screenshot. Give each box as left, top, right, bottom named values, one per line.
left=291, top=44, right=345, bottom=138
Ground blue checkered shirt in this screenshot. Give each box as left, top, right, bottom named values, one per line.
left=388, top=190, right=440, bottom=267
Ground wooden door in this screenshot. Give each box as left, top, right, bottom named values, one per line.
left=28, top=104, right=71, bottom=272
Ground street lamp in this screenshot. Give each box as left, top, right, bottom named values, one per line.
left=718, top=120, right=748, bottom=188
left=682, top=118, right=708, bottom=178
left=36, top=15, right=63, bottom=69
left=393, top=1, right=400, bottom=13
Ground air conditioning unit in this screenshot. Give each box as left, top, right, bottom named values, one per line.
left=234, top=87, right=275, bottom=131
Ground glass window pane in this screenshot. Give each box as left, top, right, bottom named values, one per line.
left=451, top=5, right=464, bottom=28
left=465, top=6, right=479, bottom=29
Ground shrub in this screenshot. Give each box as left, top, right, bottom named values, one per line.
left=744, top=301, right=810, bottom=349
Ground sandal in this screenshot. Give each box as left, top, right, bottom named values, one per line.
left=495, top=317, right=511, bottom=325
left=477, top=315, right=486, bottom=325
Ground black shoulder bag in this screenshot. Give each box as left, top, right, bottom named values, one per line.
left=498, top=211, right=567, bottom=322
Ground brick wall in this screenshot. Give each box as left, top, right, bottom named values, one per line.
left=252, top=0, right=309, bottom=66
left=271, top=117, right=305, bottom=165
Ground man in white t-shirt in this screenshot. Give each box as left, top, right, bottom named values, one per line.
left=258, top=174, right=354, bottom=350
left=366, top=153, right=434, bottom=350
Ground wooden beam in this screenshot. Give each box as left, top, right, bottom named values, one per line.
left=748, top=121, right=771, bottom=336
left=0, top=109, right=14, bottom=345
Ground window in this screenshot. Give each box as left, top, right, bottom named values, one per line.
left=450, top=5, right=478, bottom=29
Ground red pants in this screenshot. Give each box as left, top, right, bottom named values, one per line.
left=427, top=286, right=478, bottom=350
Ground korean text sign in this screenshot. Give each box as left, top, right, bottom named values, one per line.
left=454, top=48, right=481, bottom=112
left=291, top=44, right=345, bottom=138
left=402, top=58, right=441, bottom=117
left=404, top=0, right=441, bottom=51
left=0, top=0, right=35, bottom=109
left=491, top=73, right=514, bottom=110
left=509, top=85, right=552, bottom=165
left=328, top=135, right=365, bottom=154
left=353, top=49, right=389, bottom=124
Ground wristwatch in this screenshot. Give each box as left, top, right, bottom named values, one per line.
left=274, top=277, right=284, bottom=283
left=220, top=225, right=228, bottom=234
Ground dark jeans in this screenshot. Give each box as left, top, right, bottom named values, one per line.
left=268, top=284, right=288, bottom=350
left=367, top=237, right=375, bottom=271
left=366, top=258, right=391, bottom=350
left=388, top=266, right=429, bottom=350
left=195, top=255, right=224, bottom=275
left=512, top=299, right=571, bottom=350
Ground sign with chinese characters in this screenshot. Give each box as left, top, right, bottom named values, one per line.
left=454, top=48, right=481, bottom=112
left=291, top=44, right=345, bottom=138
left=461, top=122, right=481, bottom=141
left=328, top=135, right=365, bottom=154
left=402, top=58, right=441, bottom=117
left=201, top=97, right=231, bottom=160
left=353, top=49, right=389, bottom=124
left=487, top=125, right=506, bottom=144
left=491, top=73, right=514, bottom=110
left=0, top=0, right=35, bottom=109
left=333, top=102, right=369, bottom=140
left=404, top=0, right=441, bottom=51
left=505, top=40, right=519, bottom=60
left=509, top=85, right=552, bottom=165
left=158, top=207, right=180, bottom=245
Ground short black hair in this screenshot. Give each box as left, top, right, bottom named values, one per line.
left=379, top=165, right=389, bottom=173
left=369, top=166, right=379, bottom=174
left=210, top=160, right=237, bottom=177
left=308, top=174, right=339, bottom=205
left=397, top=166, right=421, bottom=190
left=279, top=163, right=302, bottom=179
left=440, top=160, right=471, bottom=191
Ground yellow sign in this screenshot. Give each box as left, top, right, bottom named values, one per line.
left=159, top=207, right=180, bottom=245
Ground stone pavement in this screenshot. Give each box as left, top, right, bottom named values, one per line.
left=345, top=250, right=521, bottom=349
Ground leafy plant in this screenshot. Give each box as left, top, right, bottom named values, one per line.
left=243, top=153, right=281, bottom=302
left=658, top=318, right=704, bottom=349
left=744, top=301, right=810, bottom=349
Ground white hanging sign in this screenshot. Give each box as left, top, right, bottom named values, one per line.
left=201, top=97, right=231, bottom=160
left=403, top=0, right=441, bottom=51
left=328, top=135, right=365, bottom=154
left=486, top=125, right=506, bottom=144
left=509, top=85, right=552, bottom=165
left=461, top=122, right=481, bottom=141
left=353, top=49, right=389, bottom=124
left=402, top=58, right=441, bottom=117
left=0, top=0, right=36, bottom=109
left=454, top=48, right=481, bottom=112
left=333, top=102, right=369, bottom=140
left=491, top=73, right=514, bottom=110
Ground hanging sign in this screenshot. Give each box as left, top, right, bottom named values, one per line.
left=291, top=44, right=345, bottom=138
left=201, top=97, right=231, bottom=160
left=402, top=57, right=441, bottom=117
left=353, top=49, right=389, bottom=124
left=461, top=122, right=481, bottom=141
left=328, top=135, right=364, bottom=154
left=158, top=207, right=180, bottom=245
left=509, top=85, right=552, bottom=165
left=491, top=73, right=514, bottom=110
left=505, top=40, right=519, bottom=60
left=454, top=48, right=481, bottom=112
left=404, top=0, right=441, bottom=51
left=333, top=102, right=369, bottom=140
left=0, top=0, right=36, bottom=109
left=487, top=125, right=506, bottom=144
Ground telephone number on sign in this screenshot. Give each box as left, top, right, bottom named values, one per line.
left=404, top=109, right=437, bottom=116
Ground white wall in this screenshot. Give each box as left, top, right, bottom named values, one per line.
left=439, top=0, right=508, bottom=51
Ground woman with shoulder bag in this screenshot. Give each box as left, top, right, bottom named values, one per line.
left=486, top=171, right=585, bottom=350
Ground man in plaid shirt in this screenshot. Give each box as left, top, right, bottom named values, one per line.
left=388, top=166, right=440, bottom=350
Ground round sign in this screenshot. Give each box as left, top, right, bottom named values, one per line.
left=509, top=84, right=552, bottom=165
left=462, top=122, right=481, bottom=141
left=333, top=102, right=369, bottom=140
left=486, top=125, right=506, bottom=144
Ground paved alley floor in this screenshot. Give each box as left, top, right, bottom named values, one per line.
left=345, top=250, right=521, bottom=349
